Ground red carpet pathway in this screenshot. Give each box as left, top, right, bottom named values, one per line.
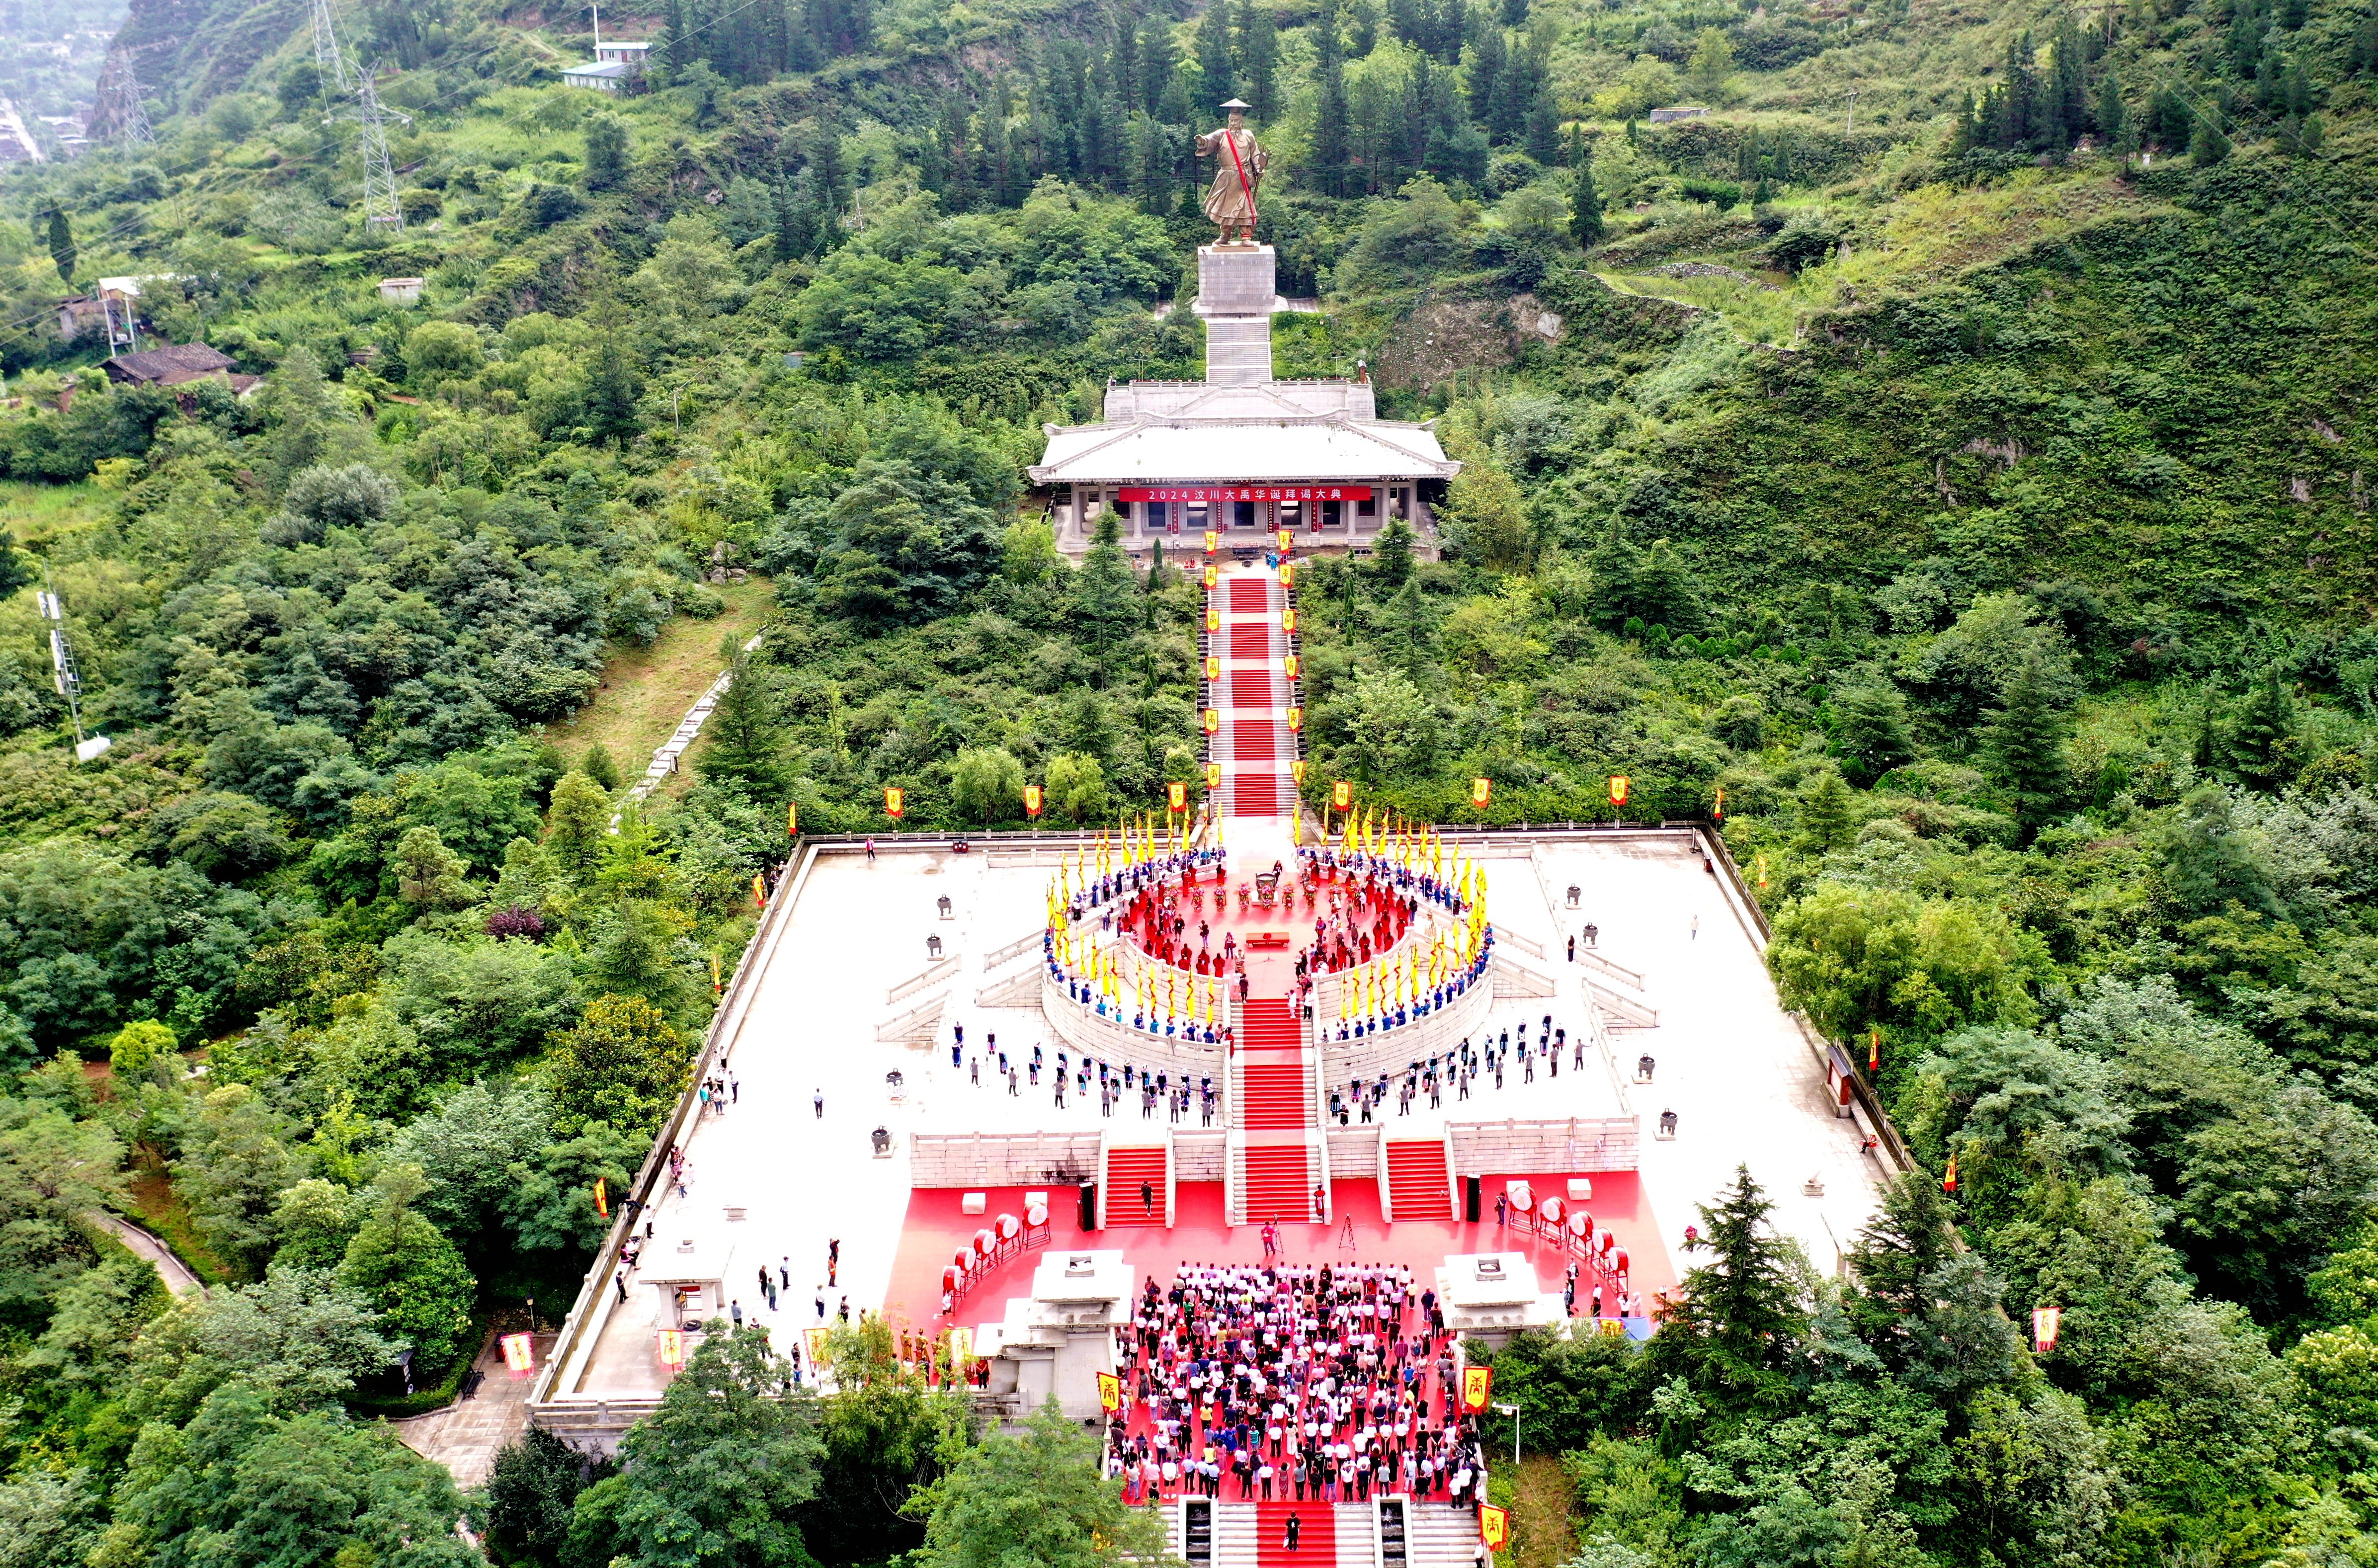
left=1214, top=569, right=1295, bottom=820
left=1384, top=1139, right=1454, bottom=1221
left=1255, top=1499, right=1336, bottom=1567
left=1106, top=1146, right=1169, bottom=1227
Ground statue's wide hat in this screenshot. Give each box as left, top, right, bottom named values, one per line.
left=1219, top=97, right=1251, bottom=110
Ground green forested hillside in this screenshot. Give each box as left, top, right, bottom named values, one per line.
left=0, top=0, right=2368, bottom=1556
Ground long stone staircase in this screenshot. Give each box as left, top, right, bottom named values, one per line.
left=1215, top=569, right=1295, bottom=819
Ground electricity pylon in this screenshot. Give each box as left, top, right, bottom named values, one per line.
left=95, top=48, right=152, bottom=145
left=310, top=0, right=352, bottom=93
left=356, top=66, right=404, bottom=231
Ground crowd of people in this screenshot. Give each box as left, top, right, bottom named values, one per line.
left=947, top=1023, right=1225, bottom=1123
left=1103, top=1262, right=1492, bottom=1513
left=1330, top=1013, right=1590, bottom=1121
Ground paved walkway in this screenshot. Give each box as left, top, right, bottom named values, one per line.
left=1527, top=837, right=1885, bottom=1280
left=392, top=1330, right=557, bottom=1486
left=91, top=1212, right=204, bottom=1297
left=610, top=632, right=765, bottom=830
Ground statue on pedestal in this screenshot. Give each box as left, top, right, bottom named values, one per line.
left=1196, top=99, right=1267, bottom=245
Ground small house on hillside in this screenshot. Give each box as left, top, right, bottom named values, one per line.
left=101, top=343, right=258, bottom=395
left=1647, top=106, right=1710, bottom=123
left=563, top=40, right=648, bottom=93
left=377, top=277, right=425, bottom=305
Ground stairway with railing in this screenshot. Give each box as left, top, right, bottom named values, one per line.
left=1214, top=571, right=1295, bottom=820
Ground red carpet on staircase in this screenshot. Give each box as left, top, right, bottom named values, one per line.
left=1105, top=1147, right=1168, bottom=1227
left=1239, top=1144, right=1311, bottom=1221
left=1239, top=1062, right=1307, bottom=1130
left=1231, top=778, right=1286, bottom=814
left=1242, top=998, right=1300, bottom=1049
left=1384, top=1139, right=1454, bottom=1220
left=1254, top=1499, right=1336, bottom=1567
left=1228, top=623, right=1274, bottom=658
left=1228, top=578, right=1273, bottom=613
left=1232, top=724, right=1284, bottom=760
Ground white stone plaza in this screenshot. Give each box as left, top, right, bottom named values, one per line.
left=530, top=825, right=1889, bottom=1444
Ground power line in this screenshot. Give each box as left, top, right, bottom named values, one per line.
left=311, top=0, right=353, bottom=95
left=0, top=0, right=791, bottom=354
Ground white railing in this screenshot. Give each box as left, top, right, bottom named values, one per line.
left=1577, top=949, right=1645, bottom=991
left=1172, top=1129, right=1227, bottom=1182
left=1448, top=1115, right=1639, bottom=1173
left=889, top=956, right=963, bottom=1004
left=910, top=1132, right=1102, bottom=1187
left=982, top=929, right=1043, bottom=969
left=1041, top=969, right=1230, bottom=1080
left=1329, top=1126, right=1383, bottom=1184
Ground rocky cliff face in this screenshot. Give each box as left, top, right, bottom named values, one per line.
left=106, top=0, right=304, bottom=117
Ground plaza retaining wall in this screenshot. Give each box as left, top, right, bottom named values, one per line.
left=1449, top=1116, right=1639, bottom=1173
left=908, top=1131, right=1104, bottom=1187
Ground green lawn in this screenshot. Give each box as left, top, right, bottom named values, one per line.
left=541, top=577, right=775, bottom=798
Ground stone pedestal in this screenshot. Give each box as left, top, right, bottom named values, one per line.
left=1193, top=244, right=1275, bottom=387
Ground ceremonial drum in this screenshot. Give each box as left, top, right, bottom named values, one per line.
left=973, top=1228, right=996, bottom=1257
left=943, top=1266, right=960, bottom=1292
left=1507, top=1180, right=1533, bottom=1216
left=1567, top=1211, right=1591, bottom=1242
left=997, top=1214, right=1022, bottom=1243
left=1539, top=1196, right=1564, bottom=1227
left=1026, top=1200, right=1049, bottom=1227
left=953, top=1247, right=972, bottom=1272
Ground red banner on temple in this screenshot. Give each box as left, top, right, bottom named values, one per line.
left=1116, top=486, right=1367, bottom=502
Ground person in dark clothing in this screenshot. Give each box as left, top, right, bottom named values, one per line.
left=1142, top=1181, right=1155, bottom=1216
left=1285, top=1513, right=1302, bottom=1552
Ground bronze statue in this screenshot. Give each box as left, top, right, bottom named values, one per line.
left=1196, top=99, right=1267, bottom=245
